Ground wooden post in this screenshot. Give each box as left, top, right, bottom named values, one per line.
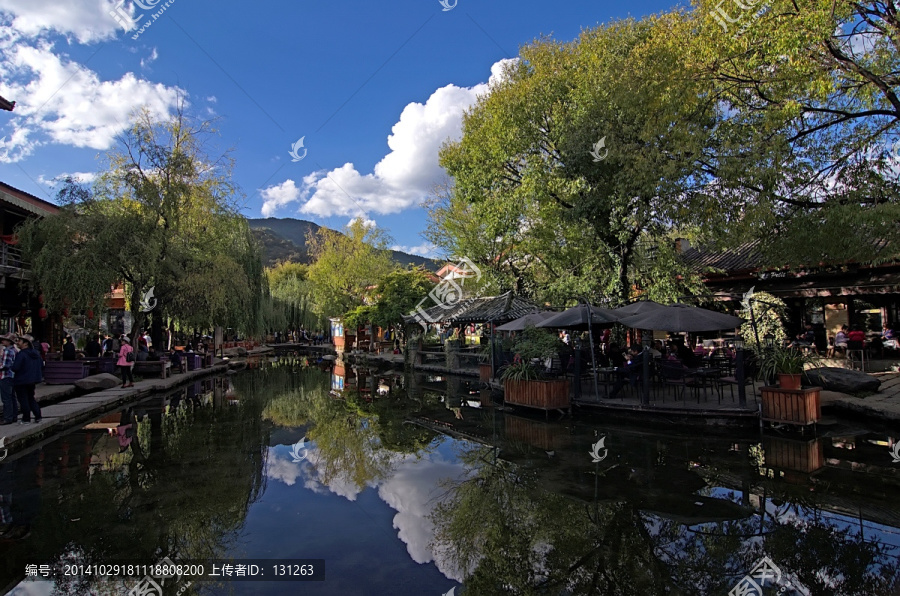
left=736, top=348, right=747, bottom=407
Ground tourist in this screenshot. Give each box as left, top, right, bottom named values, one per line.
left=170, top=349, right=183, bottom=373
left=648, top=341, right=663, bottom=358
left=61, top=335, right=76, bottom=361
left=608, top=348, right=646, bottom=399
left=794, top=323, right=815, bottom=347
left=136, top=337, right=149, bottom=361
left=117, top=337, right=135, bottom=388
left=84, top=335, right=102, bottom=358
left=12, top=335, right=42, bottom=424
left=832, top=324, right=849, bottom=356
left=0, top=333, right=17, bottom=425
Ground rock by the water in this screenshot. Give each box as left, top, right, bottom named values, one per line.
left=805, top=367, right=881, bottom=394
left=74, top=373, right=122, bottom=392
left=236, top=347, right=248, bottom=356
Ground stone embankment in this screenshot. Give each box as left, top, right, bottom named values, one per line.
left=1, top=347, right=274, bottom=455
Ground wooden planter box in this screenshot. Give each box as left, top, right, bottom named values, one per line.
left=43, top=361, right=90, bottom=385
left=504, top=415, right=572, bottom=450
left=504, top=379, right=570, bottom=412
left=763, top=436, right=824, bottom=474
left=479, top=363, right=492, bottom=382
left=186, top=354, right=202, bottom=371
left=760, top=386, right=821, bottom=426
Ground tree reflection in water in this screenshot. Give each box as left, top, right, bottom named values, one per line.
left=430, top=442, right=900, bottom=595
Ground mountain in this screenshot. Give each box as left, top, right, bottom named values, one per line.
left=248, top=218, right=440, bottom=270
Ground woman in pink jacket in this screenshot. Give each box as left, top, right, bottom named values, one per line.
left=117, top=336, right=134, bottom=388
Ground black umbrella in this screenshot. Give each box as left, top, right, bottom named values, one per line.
left=537, top=304, right=620, bottom=330
left=613, top=299, right=667, bottom=317
left=495, top=311, right=556, bottom=332
left=617, top=303, right=743, bottom=332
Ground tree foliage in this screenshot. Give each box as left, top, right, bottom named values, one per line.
left=17, top=107, right=267, bottom=337
left=689, top=0, right=900, bottom=265
left=436, top=15, right=718, bottom=305
left=307, top=219, right=394, bottom=317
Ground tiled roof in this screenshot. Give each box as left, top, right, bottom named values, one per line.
left=680, top=241, right=763, bottom=274
left=404, top=291, right=539, bottom=325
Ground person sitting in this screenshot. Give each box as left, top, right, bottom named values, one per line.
left=608, top=348, right=646, bottom=399
left=169, top=350, right=183, bottom=373
left=792, top=323, right=815, bottom=349
left=675, top=340, right=698, bottom=368
left=847, top=325, right=866, bottom=354
left=833, top=325, right=849, bottom=355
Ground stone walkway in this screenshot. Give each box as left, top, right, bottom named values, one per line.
left=821, top=371, right=900, bottom=423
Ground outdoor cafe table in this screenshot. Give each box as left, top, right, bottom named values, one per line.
left=687, top=367, right=722, bottom=402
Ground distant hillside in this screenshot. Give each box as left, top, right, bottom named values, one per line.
left=248, top=217, right=440, bottom=270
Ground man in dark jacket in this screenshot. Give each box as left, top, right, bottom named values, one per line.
left=12, top=335, right=42, bottom=424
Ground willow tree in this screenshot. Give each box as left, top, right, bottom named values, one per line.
left=438, top=14, right=718, bottom=304
left=690, top=0, right=900, bottom=265
left=17, top=107, right=266, bottom=342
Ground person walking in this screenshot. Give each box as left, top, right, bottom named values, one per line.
left=0, top=333, right=17, bottom=425
left=117, top=336, right=135, bottom=388
left=12, top=335, right=42, bottom=424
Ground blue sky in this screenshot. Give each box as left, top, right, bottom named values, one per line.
left=0, top=0, right=682, bottom=257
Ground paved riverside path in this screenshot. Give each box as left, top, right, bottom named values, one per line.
left=0, top=359, right=235, bottom=454
left=821, top=371, right=900, bottom=424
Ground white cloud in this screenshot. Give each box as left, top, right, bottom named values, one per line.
left=376, top=455, right=467, bottom=582
left=391, top=242, right=437, bottom=258
left=140, top=47, right=158, bottom=69
left=260, top=178, right=304, bottom=217
left=36, top=171, right=96, bottom=186
left=260, top=58, right=518, bottom=219
left=0, top=0, right=124, bottom=44
left=0, top=33, right=182, bottom=162
left=265, top=452, right=304, bottom=486
left=206, top=95, right=217, bottom=103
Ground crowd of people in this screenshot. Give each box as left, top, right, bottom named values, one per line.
left=0, top=333, right=44, bottom=425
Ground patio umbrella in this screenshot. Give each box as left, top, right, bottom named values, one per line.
left=537, top=304, right=621, bottom=330
left=617, top=303, right=743, bottom=332
left=495, top=311, right=556, bottom=332
left=613, top=299, right=667, bottom=317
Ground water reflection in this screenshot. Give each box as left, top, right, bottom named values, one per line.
left=1, top=360, right=900, bottom=594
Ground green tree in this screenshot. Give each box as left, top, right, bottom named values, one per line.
left=307, top=219, right=394, bottom=317
left=18, top=107, right=266, bottom=340
left=438, top=14, right=718, bottom=304
left=266, top=262, right=323, bottom=332
left=689, top=0, right=900, bottom=265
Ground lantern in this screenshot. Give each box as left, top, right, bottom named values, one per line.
left=37, top=307, right=47, bottom=320
left=62, top=308, right=69, bottom=318
left=37, top=294, right=44, bottom=304
left=86, top=309, right=94, bottom=320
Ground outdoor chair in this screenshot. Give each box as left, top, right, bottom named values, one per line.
left=717, top=359, right=758, bottom=403
left=847, top=340, right=866, bottom=372
left=658, top=363, right=698, bottom=402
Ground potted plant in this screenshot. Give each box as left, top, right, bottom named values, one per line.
left=755, top=345, right=823, bottom=426
left=756, top=346, right=817, bottom=390
left=500, top=325, right=570, bottom=413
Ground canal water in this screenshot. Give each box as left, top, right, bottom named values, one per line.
left=3, top=357, right=900, bottom=595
